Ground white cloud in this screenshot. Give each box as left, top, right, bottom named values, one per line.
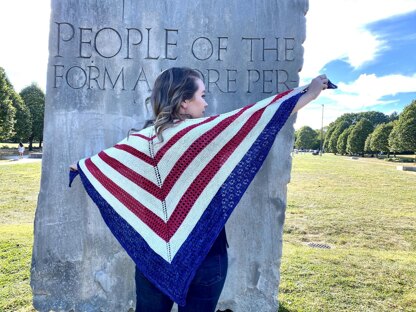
left=301, top=0, right=416, bottom=80
left=338, top=73, right=416, bottom=100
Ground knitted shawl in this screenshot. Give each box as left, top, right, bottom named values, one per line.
left=69, top=82, right=335, bottom=305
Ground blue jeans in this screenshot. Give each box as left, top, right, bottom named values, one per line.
left=135, top=252, right=228, bottom=312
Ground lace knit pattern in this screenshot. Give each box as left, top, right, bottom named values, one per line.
left=72, top=87, right=304, bottom=305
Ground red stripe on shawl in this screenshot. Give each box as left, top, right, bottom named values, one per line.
left=114, top=144, right=155, bottom=166
left=131, top=133, right=156, bottom=141
left=166, top=107, right=265, bottom=240
left=114, top=116, right=219, bottom=166
left=270, top=89, right=292, bottom=104
left=160, top=104, right=254, bottom=192
left=98, top=151, right=164, bottom=200
left=154, top=115, right=220, bottom=162
left=84, top=158, right=169, bottom=241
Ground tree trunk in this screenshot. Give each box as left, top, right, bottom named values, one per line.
left=29, top=135, right=34, bottom=151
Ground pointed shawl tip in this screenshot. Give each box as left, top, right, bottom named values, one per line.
left=69, top=169, right=79, bottom=187
left=328, top=79, right=337, bottom=89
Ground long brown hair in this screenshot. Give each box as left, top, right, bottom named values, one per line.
left=152, top=67, right=202, bottom=140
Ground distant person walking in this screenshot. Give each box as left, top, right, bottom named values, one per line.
left=18, top=142, right=25, bottom=159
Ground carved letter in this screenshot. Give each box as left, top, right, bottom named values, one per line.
left=226, top=69, right=237, bottom=93
left=207, top=69, right=225, bottom=93
left=145, top=28, right=160, bottom=60
left=284, top=38, right=295, bottom=61
left=65, top=66, right=87, bottom=89
left=94, top=28, right=123, bottom=58
left=132, top=68, right=151, bottom=91
left=241, top=37, right=260, bottom=62
left=79, top=28, right=93, bottom=58
left=247, top=69, right=260, bottom=93
left=262, top=38, right=279, bottom=61
left=164, top=29, right=178, bottom=60
left=125, top=28, right=143, bottom=59
left=276, top=69, right=290, bottom=91
left=87, top=65, right=103, bottom=90
left=217, top=37, right=228, bottom=61
left=55, top=22, right=75, bottom=57
left=103, top=67, right=125, bottom=90
left=53, top=64, right=65, bottom=88
left=191, top=37, right=213, bottom=61
left=262, top=70, right=273, bottom=93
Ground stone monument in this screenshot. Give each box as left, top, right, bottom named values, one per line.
left=31, top=0, right=307, bottom=310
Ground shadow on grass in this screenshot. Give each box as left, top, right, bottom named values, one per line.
left=278, top=303, right=294, bottom=312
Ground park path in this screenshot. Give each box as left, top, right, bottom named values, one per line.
left=0, top=158, right=42, bottom=165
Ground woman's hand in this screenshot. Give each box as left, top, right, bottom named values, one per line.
left=291, top=74, right=329, bottom=115
left=305, top=74, right=329, bottom=101
left=69, top=163, right=78, bottom=171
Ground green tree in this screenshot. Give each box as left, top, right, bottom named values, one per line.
left=364, top=131, right=377, bottom=157
left=10, top=90, right=32, bottom=142
left=336, top=125, right=354, bottom=155
left=328, top=121, right=350, bottom=154
left=323, top=123, right=336, bottom=152
left=20, top=84, right=45, bottom=150
left=334, top=113, right=359, bottom=125
left=388, top=120, right=401, bottom=156
left=359, top=111, right=389, bottom=126
left=1, top=72, right=33, bottom=142
left=370, top=122, right=394, bottom=157
left=0, top=67, right=16, bottom=140
left=397, top=100, right=416, bottom=153
left=388, top=100, right=416, bottom=157
left=295, top=126, right=319, bottom=150
left=347, top=119, right=374, bottom=156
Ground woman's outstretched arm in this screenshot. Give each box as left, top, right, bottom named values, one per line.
left=291, top=74, right=329, bottom=115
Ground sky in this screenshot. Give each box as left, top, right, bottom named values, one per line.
left=1, top=0, right=416, bottom=129
left=299, top=0, right=416, bottom=129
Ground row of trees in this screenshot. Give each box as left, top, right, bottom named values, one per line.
left=294, top=126, right=322, bottom=151
left=0, top=67, right=45, bottom=150
left=294, top=101, right=416, bottom=156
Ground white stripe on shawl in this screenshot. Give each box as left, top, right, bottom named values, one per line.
left=168, top=90, right=295, bottom=258
left=79, top=158, right=171, bottom=263
left=90, top=153, right=166, bottom=220
left=163, top=90, right=293, bottom=218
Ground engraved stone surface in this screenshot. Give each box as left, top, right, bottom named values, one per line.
left=31, top=0, right=307, bottom=310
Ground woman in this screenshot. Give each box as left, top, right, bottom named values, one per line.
left=18, top=142, right=25, bottom=159
left=69, top=67, right=332, bottom=311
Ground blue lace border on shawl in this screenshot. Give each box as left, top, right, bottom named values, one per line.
left=69, top=91, right=302, bottom=306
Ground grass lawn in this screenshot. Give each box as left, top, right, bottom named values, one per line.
left=0, top=143, right=21, bottom=149
left=0, top=162, right=40, bottom=312
left=1, top=155, right=415, bottom=311
left=279, top=154, right=416, bottom=312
